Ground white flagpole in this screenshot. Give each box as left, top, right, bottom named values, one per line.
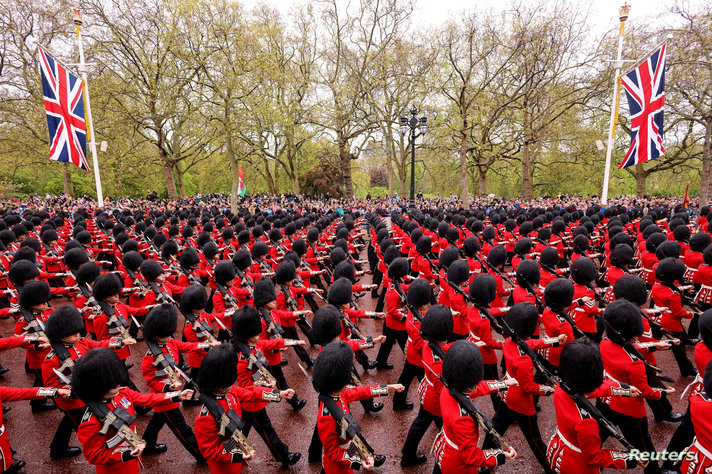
left=73, top=8, right=104, bottom=208
left=601, top=3, right=631, bottom=207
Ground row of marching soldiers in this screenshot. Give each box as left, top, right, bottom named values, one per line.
left=0, top=207, right=402, bottom=473
left=362, top=207, right=712, bottom=474
left=0, top=202, right=709, bottom=474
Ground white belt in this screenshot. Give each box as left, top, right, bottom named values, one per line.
left=555, top=429, right=581, bottom=453
left=681, top=374, right=704, bottom=400
left=469, top=332, right=482, bottom=342
left=443, top=431, right=459, bottom=450
left=0, top=424, right=4, bottom=436
left=695, top=439, right=712, bottom=460
left=603, top=370, right=625, bottom=386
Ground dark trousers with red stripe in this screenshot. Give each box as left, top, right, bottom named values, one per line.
left=50, top=406, right=86, bottom=453
left=481, top=403, right=554, bottom=474
left=393, top=361, right=424, bottom=408
left=401, top=405, right=442, bottom=459
left=242, top=408, right=290, bottom=464
left=142, top=407, right=205, bottom=462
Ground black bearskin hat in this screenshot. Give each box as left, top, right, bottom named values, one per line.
left=698, top=310, right=712, bottom=350
left=237, top=230, right=251, bottom=246
left=122, top=251, right=144, bottom=272
left=142, top=304, right=178, bottom=340
left=180, top=284, right=208, bottom=314
left=383, top=246, right=401, bottom=266
left=306, top=227, right=320, bottom=243
left=214, top=260, right=236, bottom=285
left=421, top=305, right=453, bottom=342
left=691, top=233, right=712, bottom=253
left=19, top=280, right=50, bottom=308
left=645, top=233, right=667, bottom=253
left=231, top=305, right=262, bottom=343
left=329, top=247, right=347, bottom=267
left=654, top=257, right=686, bottom=283
left=439, top=246, right=460, bottom=269
left=275, top=261, right=297, bottom=285
left=656, top=240, right=682, bottom=260
left=76, top=262, right=101, bottom=287
left=516, top=259, right=540, bottom=286
left=447, top=260, right=469, bottom=285
left=604, top=299, right=644, bottom=343
left=544, top=278, right=574, bottom=309
left=612, top=275, right=648, bottom=306
left=63, top=248, right=89, bottom=271
left=313, top=305, right=343, bottom=345
left=232, top=250, right=252, bottom=270
left=469, top=274, right=496, bottom=307
left=610, top=244, right=633, bottom=268
left=442, top=340, right=484, bottom=392
left=250, top=241, right=269, bottom=259
left=312, top=341, right=353, bottom=394
left=198, top=344, right=238, bottom=394
left=41, top=229, right=59, bottom=244
left=140, top=259, right=164, bottom=282
left=292, top=238, right=307, bottom=256
left=407, top=278, right=433, bottom=308
left=253, top=278, right=276, bottom=307
left=487, top=246, right=507, bottom=268
left=71, top=348, right=128, bottom=401
left=333, top=260, right=356, bottom=283
left=93, top=273, right=123, bottom=301
left=570, top=257, right=597, bottom=285
left=160, top=239, right=178, bottom=259
left=46, top=306, right=86, bottom=341
left=268, top=228, right=283, bottom=243
left=540, top=247, right=559, bottom=268
left=388, top=258, right=410, bottom=281
left=179, top=248, right=200, bottom=269
left=416, top=235, right=432, bottom=254
left=514, top=237, right=532, bottom=256
left=327, top=277, right=353, bottom=307
left=8, top=260, right=39, bottom=286
left=559, top=339, right=603, bottom=394
left=504, top=303, right=539, bottom=338
left=572, top=234, right=590, bottom=254
left=462, top=237, right=481, bottom=258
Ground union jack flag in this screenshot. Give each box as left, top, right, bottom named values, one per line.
left=38, top=46, right=89, bottom=171
left=618, top=44, right=666, bottom=169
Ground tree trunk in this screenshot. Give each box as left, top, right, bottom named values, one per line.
left=635, top=163, right=647, bottom=197
left=477, top=167, right=487, bottom=196
left=225, top=91, right=239, bottom=213
left=522, top=141, right=534, bottom=199
left=264, top=159, right=275, bottom=194
left=338, top=133, right=354, bottom=197
left=162, top=160, right=178, bottom=200
left=61, top=162, right=75, bottom=197
left=384, top=127, right=395, bottom=196
left=459, top=130, right=469, bottom=203
left=701, top=120, right=712, bottom=207
left=175, top=163, right=187, bottom=197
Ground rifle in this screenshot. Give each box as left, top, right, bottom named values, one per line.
left=96, top=301, right=132, bottom=341
left=233, top=341, right=277, bottom=386
left=279, top=285, right=316, bottom=345
left=339, top=309, right=366, bottom=340
left=183, top=312, right=218, bottom=344
left=548, top=306, right=586, bottom=340
left=603, top=320, right=669, bottom=389
left=148, top=281, right=176, bottom=305
left=145, top=340, right=187, bottom=390
left=500, top=318, right=559, bottom=388
left=84, top=398, right=147, bottom=467
left=125, top=268, right=150, bottom=298
left=234, top=268, right=254, bottom=300
left=448, top=388, right=511, bottom=451
left=77, top=283, right=102, bottom=317
left=318, top=393, right=375, bottom=471
left=198, top=393, right=254, bottom=456
left=19, top=307, right=48, bottom=345
left=216, top=282, right=240, bottom=316
left=258, top=307, right=284, bottom=339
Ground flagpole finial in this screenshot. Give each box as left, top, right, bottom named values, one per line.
left=619, top=3, right=631, bottom=22
left=72, top=8, right=82, bottom=26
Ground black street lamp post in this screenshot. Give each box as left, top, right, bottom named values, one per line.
left=399, top=106, right=427, bottom=209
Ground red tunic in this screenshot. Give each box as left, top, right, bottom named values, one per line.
left=419, top=342, right=453, bottom=417
left=433, top=389, right=503, bottom=472
left=141, top=339, right=205, bottom=412
left=501, top=338, right=554, bottom=415
left=651, top=283, right=692, bottom=332
left=566, top=284, right=600, bottom=334
left=384, top=283, right=409, bottom=331
left=77, top=388, right=177, bottom=474
left=680, top=392, right=712, bottom=473
left=599, top=338, right=662, bottom=418
left=539, top=308, right=573, bottom=367
left=317, top=385, right=388, bottom=474
left=14, top=308, right=52, bottom=369
left=466, top=307, right=504, bottom=365
left=194, top=385, right=273, bottom=474
left=547, top=385, right=629, bottom=474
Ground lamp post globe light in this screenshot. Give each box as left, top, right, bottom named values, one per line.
left=399, top=106, right=427, bottom=209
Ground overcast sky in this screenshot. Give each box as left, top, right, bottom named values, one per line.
left=242, top=0, right=687, bottom=33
